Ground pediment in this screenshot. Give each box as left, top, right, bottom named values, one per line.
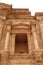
left=13, top=23, right=29, bottom=28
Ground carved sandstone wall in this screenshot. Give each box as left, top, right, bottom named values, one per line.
left=0, top=3, right=43, bottom=65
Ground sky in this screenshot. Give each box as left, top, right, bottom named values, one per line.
left=0, top=0, right=43, bottom=15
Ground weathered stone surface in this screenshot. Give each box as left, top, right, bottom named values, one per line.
left=0, top=2, right=43, bottom=65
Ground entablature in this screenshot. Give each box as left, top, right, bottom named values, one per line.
left=5, top=19, right=36, bottom=25
left=4, top=19, right=37, bottom=31
left=11, top=28, right=31, bottom=34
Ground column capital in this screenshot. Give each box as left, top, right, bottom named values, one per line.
left=6, top=25, right=11, bottom=31
left=31, top=25, right=36, bottom=33
left=39, top=23, right=43, bottom=28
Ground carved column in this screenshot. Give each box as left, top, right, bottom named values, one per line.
left=36, top=24, right=42, bottom=49
left=32, top=25, right=40, bottom=50
left=10, top=33, right=15, bottom=55
left=1, top=25, right=11, bottom=65
left=0, top=22, right=4, bottom=40
left=32, top=25, right=42, bottom=62
left=4, top=25, right=11, bottom=50
left=27, top=32, right=32, bottom=54
left=39, top=21, right=43, bottom=44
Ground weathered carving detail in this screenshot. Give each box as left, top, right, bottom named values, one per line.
left=0, top=2, right=43, bottom=65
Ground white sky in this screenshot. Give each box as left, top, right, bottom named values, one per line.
left=0, top=0, right=43, bottom=15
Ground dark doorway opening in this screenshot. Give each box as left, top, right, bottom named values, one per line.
left=15, top=33, right=28, bottom=53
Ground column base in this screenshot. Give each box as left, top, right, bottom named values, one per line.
left=1, top=50, right=9, bottom=65
left=33, top=49, right=43, bottom=62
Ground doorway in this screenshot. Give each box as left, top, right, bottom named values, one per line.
left=15, top=33, right=28, bottom=53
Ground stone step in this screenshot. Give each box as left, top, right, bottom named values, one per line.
left=9, top=64, right=35, bottom=65
left=9, top=59, right=36, bottom=65
left=9, top=54, right=34, bottom=59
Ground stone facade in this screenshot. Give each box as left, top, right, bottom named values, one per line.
left=0, top=3, right=43, bottom=65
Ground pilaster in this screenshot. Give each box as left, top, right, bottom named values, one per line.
left=9, top=33, right=15, bottom=55
left=4, top=25, right=11, bottom=50
left=39, top=20, right=43, bottom=44
left=27, top=30, right=33, bottom=55
left=32, top=25, right=40, bottom=50
left=0, top=20, right=4, bottom=40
